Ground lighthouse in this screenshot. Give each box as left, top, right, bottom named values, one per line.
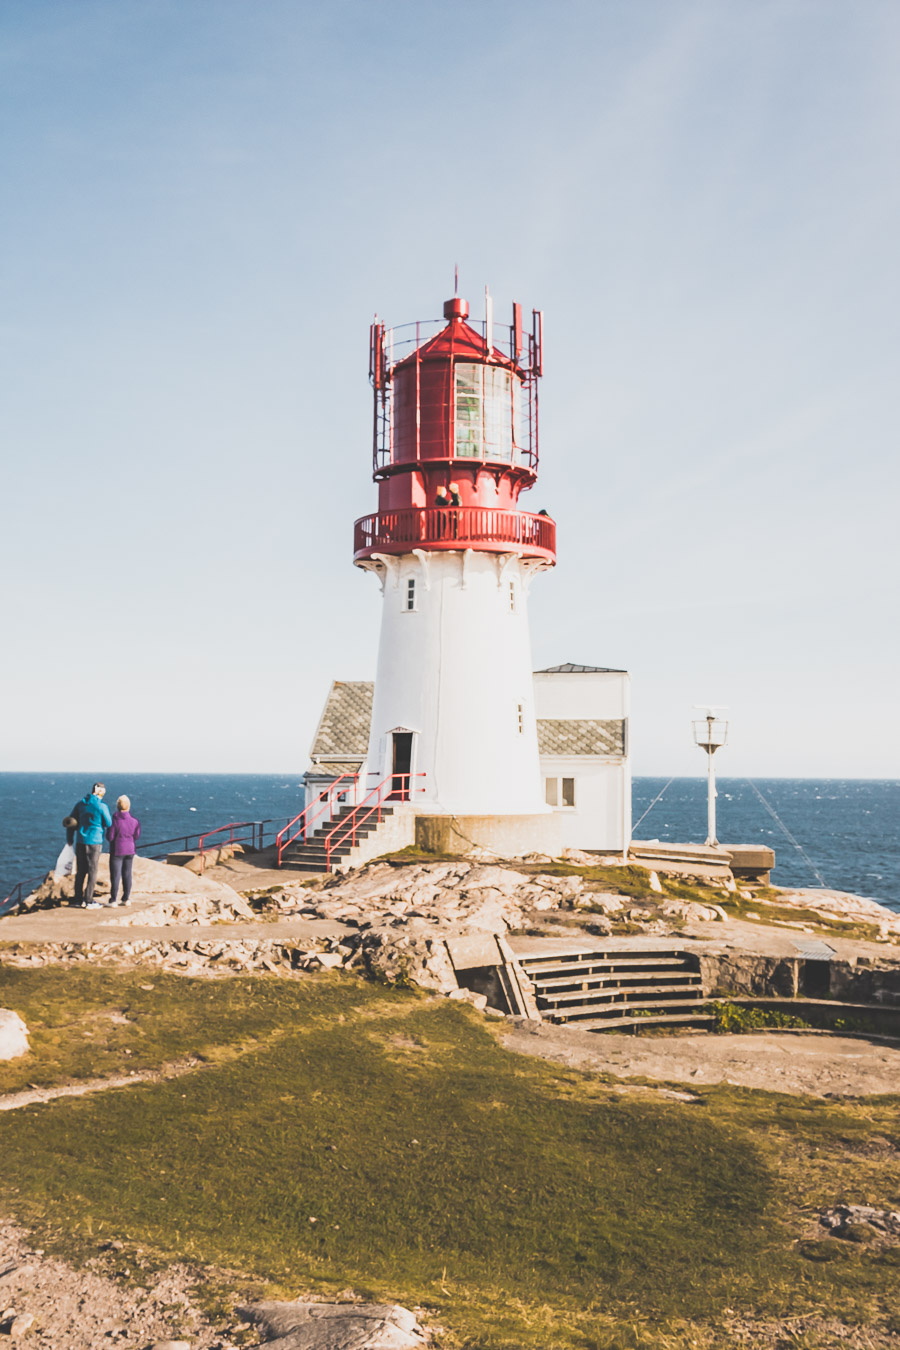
left=288, top=287, right=631, bottom=874
left=354, top=290, right=558, bottom=836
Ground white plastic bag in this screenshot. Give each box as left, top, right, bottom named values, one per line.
left=54, top=842, right=76, bottom=878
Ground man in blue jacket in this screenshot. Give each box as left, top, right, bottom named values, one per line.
left=68, top=783, right=112, bottom=908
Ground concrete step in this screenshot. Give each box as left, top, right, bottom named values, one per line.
left=539, top=980, right=703, bottom=1007
left=533, top=969, right=702, bottom=992
left=563, top=1011, right=716, bottom=1031
left=520, top=954, right=690, bottom=975
left=551, top=997, right=709, bottom=1021
left=306, top=819, right=389, bottom=844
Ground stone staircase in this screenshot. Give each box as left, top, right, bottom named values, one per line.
left=279, top=802, right=398, bottom=873
left=516, top=947, right=713, bottom=1031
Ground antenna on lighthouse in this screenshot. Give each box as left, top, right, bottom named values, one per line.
left=485, top=284, right=493, bottom=354
left=454, top=264, right=459, bottom=296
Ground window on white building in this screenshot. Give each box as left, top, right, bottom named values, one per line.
left=508, top=580, right=517, bottom=613
left=516, top=702, right=525, bottom=734
left=405, top=578, right=416, bottom=611
left=545, top=777, right=576, bottom=808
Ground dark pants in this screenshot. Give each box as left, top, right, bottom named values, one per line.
left=74, top=841, right=102, bottom=904
left=109, top=854, right=134, bottom=905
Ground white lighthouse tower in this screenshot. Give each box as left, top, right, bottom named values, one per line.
left=354, top=292, right=559, bottom=841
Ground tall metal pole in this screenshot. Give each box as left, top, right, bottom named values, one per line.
left=706, top=715, right=718, bottom=846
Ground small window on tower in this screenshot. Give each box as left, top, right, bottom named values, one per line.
left=405, top=578, right=416, bottom=612
left=508, top=581, right=517, bottom=613
left=517, top=702, right=525, bottom=734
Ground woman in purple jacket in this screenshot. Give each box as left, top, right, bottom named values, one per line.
left=107, top=795, right=141, bottom=906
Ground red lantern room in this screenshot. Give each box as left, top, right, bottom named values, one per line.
left=353, top=293, right=556, bottom=566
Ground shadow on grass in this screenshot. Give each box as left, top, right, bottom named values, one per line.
left=0, top=968, right=898, bottom=1348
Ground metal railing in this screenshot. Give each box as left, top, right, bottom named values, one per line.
left=353, top=506, right=556, bottom=560
left=370, top=311, right=542, bottom=477
left=322, top=772, right=426, bottom=871
left=0, top=815, right=299, bottom=915
left=275, top=775, right=359, bottom=866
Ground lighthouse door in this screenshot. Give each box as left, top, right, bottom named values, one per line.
left=390, top=732, right=414, bottom=801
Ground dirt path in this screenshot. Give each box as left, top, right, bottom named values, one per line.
left=502, top=1020, right=900, bottom=1097
left=0, top=1220, right=241, bottom=1348
left=0, top=1058, right=202, bottom=1112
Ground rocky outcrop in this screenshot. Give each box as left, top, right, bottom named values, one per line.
left=0, top=1010, right=29, bottom=1061
left=236, top=1301, right=426, bottom=1350
left=772, top=888, right=900, bottom=940
left=23, top=856, right=251, bottom=915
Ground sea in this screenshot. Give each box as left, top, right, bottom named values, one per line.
left=0, top=773, right=897, bottom=913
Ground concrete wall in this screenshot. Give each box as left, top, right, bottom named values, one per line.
left=415, top=812, right=562, bottom=858
left=538, top=756, right=630, bottom=851
left=533, top=668, right=629, bottom=720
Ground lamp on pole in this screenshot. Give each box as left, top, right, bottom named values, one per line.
left=692, top=707, right=728, bottom=846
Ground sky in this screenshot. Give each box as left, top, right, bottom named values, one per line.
left=1, top=0, right=898, bottom=777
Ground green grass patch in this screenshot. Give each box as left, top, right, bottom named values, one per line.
left=714, top=895, right=884, bottom=942
left=0, top=968, right=898, bottom=1347
left=708, top=1001, right=811, bottom=1033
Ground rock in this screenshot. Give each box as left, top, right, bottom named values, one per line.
left=23, top=855, right=251, bottom=920
left=311, top=952, right=344, bottom=969
left=661, top=900, right=719, bottom=924
left=0, top=1265, right=34, bottom=1288
left=8, top=1311, right=36, bottom=1337
left=772, top=888, right=900, bottom=939
left=819, top=1204, right=900, bottom=1241
left=148, top=1342, right=192, bottom=1350
left=448, top=988, right=488, bottom=1011
left=0, top=1011, right=29, bottom=1061
left=236, top=1300, right=425, bottom=1349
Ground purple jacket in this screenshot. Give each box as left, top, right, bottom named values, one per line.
left=107, top=811, right=141, bottom=857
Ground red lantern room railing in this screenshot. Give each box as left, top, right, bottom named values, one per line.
left=354, top=292, right=555, bottom=567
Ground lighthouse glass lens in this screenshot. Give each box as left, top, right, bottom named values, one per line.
left=483, top=365, right=513, bottom=461
left=455, top=365, right=482, bottom=456
left=455, top=364, right=515, bottom=461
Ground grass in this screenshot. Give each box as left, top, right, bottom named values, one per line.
left=0, top=967, right=898, bottom=1348
left=717, top=898, right=884, bottom=943
left=707, top=1001, right=811, bottom=1033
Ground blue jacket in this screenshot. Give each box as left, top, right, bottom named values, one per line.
left=71, top=794, right=112, bottom=847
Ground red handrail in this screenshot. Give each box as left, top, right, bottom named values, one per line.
left=198, top=820, right=265, bottom=872
left=322, top=772, right=426, bottom=870
left=276, top=774, right=358, bottom=865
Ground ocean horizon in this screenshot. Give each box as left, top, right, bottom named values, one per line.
left=0, top=772, right=897, bottom=913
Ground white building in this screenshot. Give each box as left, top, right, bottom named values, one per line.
left=306, top=661, right=630, bottom=853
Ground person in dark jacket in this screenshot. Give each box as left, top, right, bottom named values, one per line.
left=107, top=795, right=141, bottom=906
left=68, top=783, right=112, bottom=907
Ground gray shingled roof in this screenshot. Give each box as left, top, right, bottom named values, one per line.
left=536, top=662, right=627, bottom=674
left=309, top=681, right=374, bottom=760
left=308, top=681, right=626, bottom=767
left=537, top=718, right=625, bottom=756
left=308, top=760, right=365, bottom=776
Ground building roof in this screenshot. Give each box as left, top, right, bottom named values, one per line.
left=307, top=680, right=627, bottom=772
left=308, top=760, right=365, bottom=777
left=535, top=663, right=627, bottom=674
left=309, top=681, right=374, bottom=761
left=537, top=718, right=625, bottom=756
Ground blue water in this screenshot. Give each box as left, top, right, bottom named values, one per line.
left=0, top=774, right=897, bottom=913
left=0, top=773, right=305, bottom=899
left=632, top=777, right=899, bottom=911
